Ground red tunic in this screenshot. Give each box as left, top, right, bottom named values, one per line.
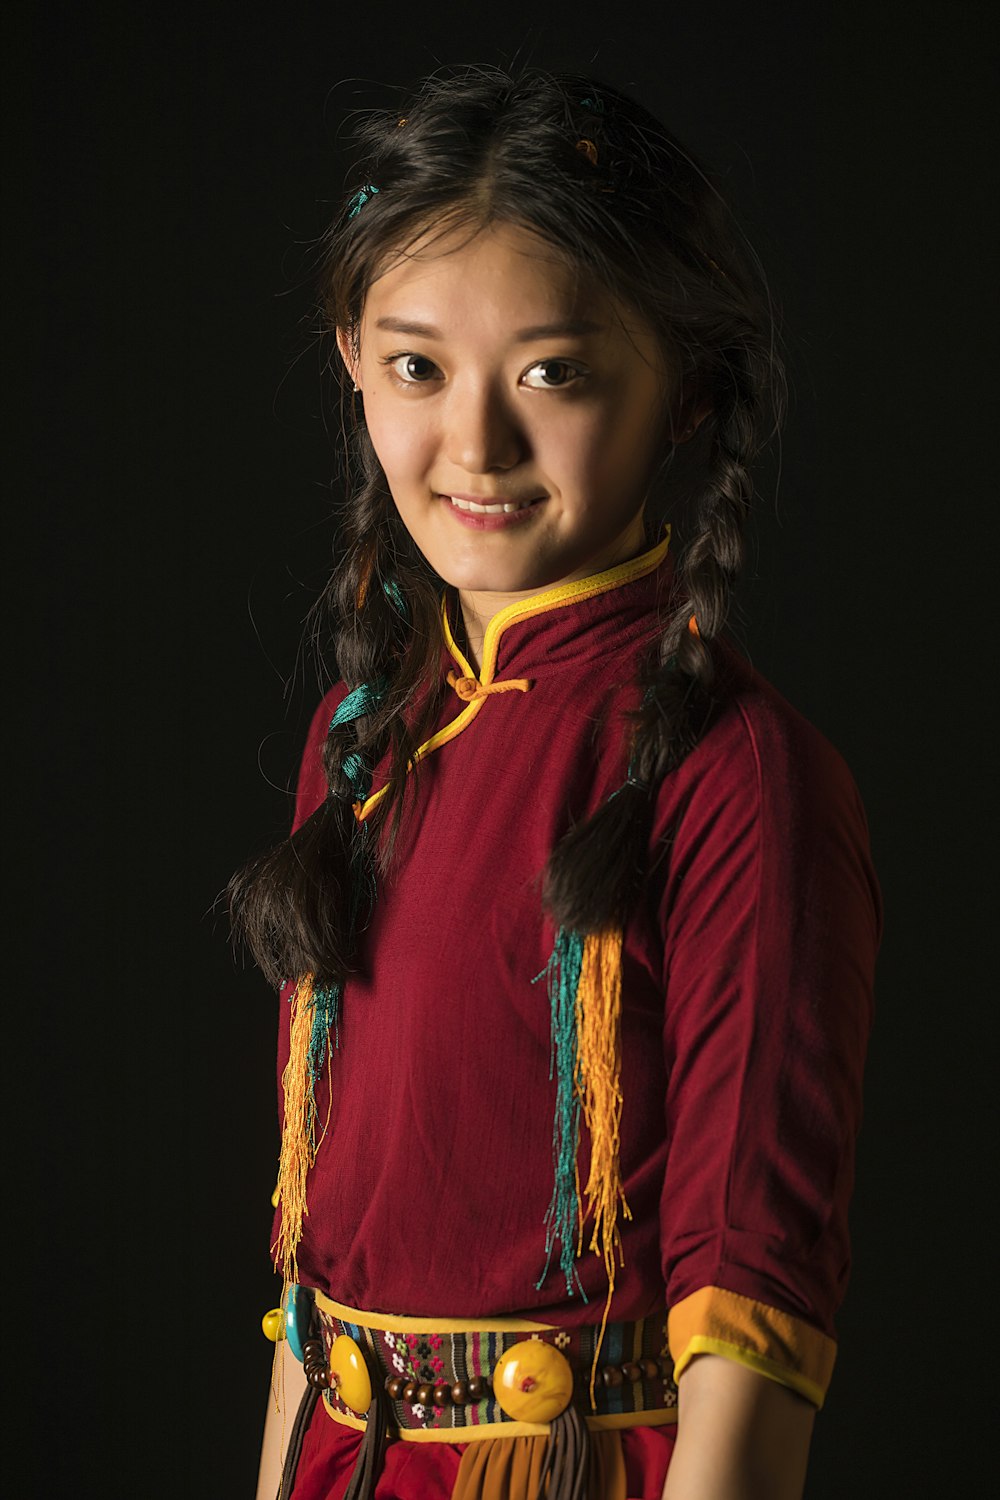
left=272, top=536, right=882, bottom=1492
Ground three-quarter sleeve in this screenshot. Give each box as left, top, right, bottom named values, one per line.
left=653, top=682, right=882, bottom=1407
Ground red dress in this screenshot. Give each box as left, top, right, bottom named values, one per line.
left=271, top=536, right=882, bottom=1496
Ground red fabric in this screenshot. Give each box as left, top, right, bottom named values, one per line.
left=272, top=546, right=881, bottom=1493
left=290, top=1402, right=675, bottom=1500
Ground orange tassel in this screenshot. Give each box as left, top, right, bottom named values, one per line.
left=272, top=975, right=323, bottom=1288
left=576, top=929, right=632, bottom=1405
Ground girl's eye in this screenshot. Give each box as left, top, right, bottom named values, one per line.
left=381, top=353, right=585, bottom=389
left=384, top=353, right=440, bottom=384
left=522, top=360, right=583, bottom=390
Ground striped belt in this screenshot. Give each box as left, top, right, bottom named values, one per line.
left=312, top=1291, right=679, bottom=1440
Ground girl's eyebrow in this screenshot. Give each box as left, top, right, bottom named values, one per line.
left=373, top=315, right=605, bottom=341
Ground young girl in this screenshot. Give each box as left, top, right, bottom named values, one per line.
left=235, top=65, right=882, bottom=1500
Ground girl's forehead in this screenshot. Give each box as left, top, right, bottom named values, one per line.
left=361, top=221, right=648, bottom=349
left=365, top=222, right=607, bottom=322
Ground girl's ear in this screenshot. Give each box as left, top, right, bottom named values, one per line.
left=336, top=326, right=361, bottom=389
left=675, top=395, right=714, bottom=443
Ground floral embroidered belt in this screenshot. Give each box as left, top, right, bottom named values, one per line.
left=311, top=1290, right=679, bottom=1440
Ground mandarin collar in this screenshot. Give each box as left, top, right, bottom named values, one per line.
left=441, top=529, right=673, bottom=684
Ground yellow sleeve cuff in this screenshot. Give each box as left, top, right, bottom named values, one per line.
left=668, top=1286, right=837, bottom=1409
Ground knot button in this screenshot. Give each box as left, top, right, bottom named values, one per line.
left=446, top=669, right=533, bottom=703
left=448, top=673, right=483, bottom=702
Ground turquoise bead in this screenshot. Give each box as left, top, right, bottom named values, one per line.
left=283, top=1283, right=315, bottom=1364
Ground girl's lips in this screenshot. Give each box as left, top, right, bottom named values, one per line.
left=436, top=493, right=546, bottom=531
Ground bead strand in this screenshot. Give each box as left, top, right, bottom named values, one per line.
left=381, top=1356, right=669, bottom=1408
left=303, top=1337, right=331, bottom=1390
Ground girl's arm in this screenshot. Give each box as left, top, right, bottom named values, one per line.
left=256, top=1337, right=307, bottom=1500
left=663, top=1354, right=815, bottom=1500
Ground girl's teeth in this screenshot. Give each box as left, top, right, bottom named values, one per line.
left=448, top=496, right=532, bottom=514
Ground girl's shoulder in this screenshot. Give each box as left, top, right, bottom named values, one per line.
left=654, top=638, right=873, bottom=848
left=649, top=640, right=882, bottom=958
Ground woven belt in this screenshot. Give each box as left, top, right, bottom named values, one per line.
left=312, top=1291, right=678, bottom=1440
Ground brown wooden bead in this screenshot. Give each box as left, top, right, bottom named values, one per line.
left=600, top=1364, right=624, bottom=1388
left=468, top=1376, right=488, bottom=1401
left=385, top=1377, right=405, bottom=1400
left=433, top=1384, right=451, bottom=1407
left=621, top=1361, right=642, bottom=1384
left=306, top=1368, right=330, bottom=1389
left=402, top=1381, right=418, bottom=1402
left=450, top=1380, right=469, bottom=1406
left=415, top=1383, right=435, bottom=1405
left=302, top=1340, right=323, bottom=1360
left=641, top=1358, right=661, bottom=1380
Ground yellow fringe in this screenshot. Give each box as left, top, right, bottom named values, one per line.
left=576, top=929, right=632, bottom=1406
left=272, top=974, right=318, bottom=1289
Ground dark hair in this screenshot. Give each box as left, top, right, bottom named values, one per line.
left=230, top=63, right=785, bottom=988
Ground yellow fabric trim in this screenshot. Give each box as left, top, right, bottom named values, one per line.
left=314, top=1290, right=552, bottom=1334
left=321, top=1402, right=678, bottom=1441
left=668, top=1286, right=836, bottom=1411
left=355, top=698, right=486, bottom=822
left=355, top=529, right=671, bottom=823
left=674, top=1337, right=826, bottom=1410
left=474, top=529, right=671, bottom=688
left=442, top=605, right=477, bottom=680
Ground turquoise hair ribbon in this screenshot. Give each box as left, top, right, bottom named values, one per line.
left=330, top=677, right=388, bottom=803
left=347, top=183, right=379, bottom=219
left=305, top=672, right=388, bottom=1086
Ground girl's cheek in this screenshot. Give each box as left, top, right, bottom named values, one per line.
left=369, top=398, right=434, bottom=453
left=367, top=414, right=418, bottom=474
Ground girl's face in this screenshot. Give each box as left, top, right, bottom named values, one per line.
left=339, top=222, right=678, bottom=598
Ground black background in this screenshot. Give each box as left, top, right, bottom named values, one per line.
left=13, top=2, right=995, bottom=1495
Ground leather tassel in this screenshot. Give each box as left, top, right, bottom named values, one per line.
left=538, top=1402, right=591, bottom=1500
left=342, top=1351, right=389, bottom=1500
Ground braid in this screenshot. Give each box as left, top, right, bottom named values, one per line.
left=228, top=425, right=445, bottom=989
left=543, top=384, right=758, bottom=935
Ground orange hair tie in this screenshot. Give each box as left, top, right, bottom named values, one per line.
left=688, top=614, right=700, bottom=637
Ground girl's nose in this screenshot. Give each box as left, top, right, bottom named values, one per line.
left=445, top=380, right=525, bottom=473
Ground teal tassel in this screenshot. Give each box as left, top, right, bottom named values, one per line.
left=535, top=926, right=588, bottom=1300
left=308, top=981, right=341, bottom=1081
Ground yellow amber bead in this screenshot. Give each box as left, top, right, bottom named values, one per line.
left=270, top=1183, right=280, bottom=1208
left=492, top=1339, right=573, bottom=1422
left=328, top=1334, right=372, bottom=1415
left=261, top=1308, right=285, bottom=1342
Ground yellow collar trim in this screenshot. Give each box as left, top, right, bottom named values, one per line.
left=443, top=526, right=671, bottom=685
left=357, top=528, right=671, bottom=823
